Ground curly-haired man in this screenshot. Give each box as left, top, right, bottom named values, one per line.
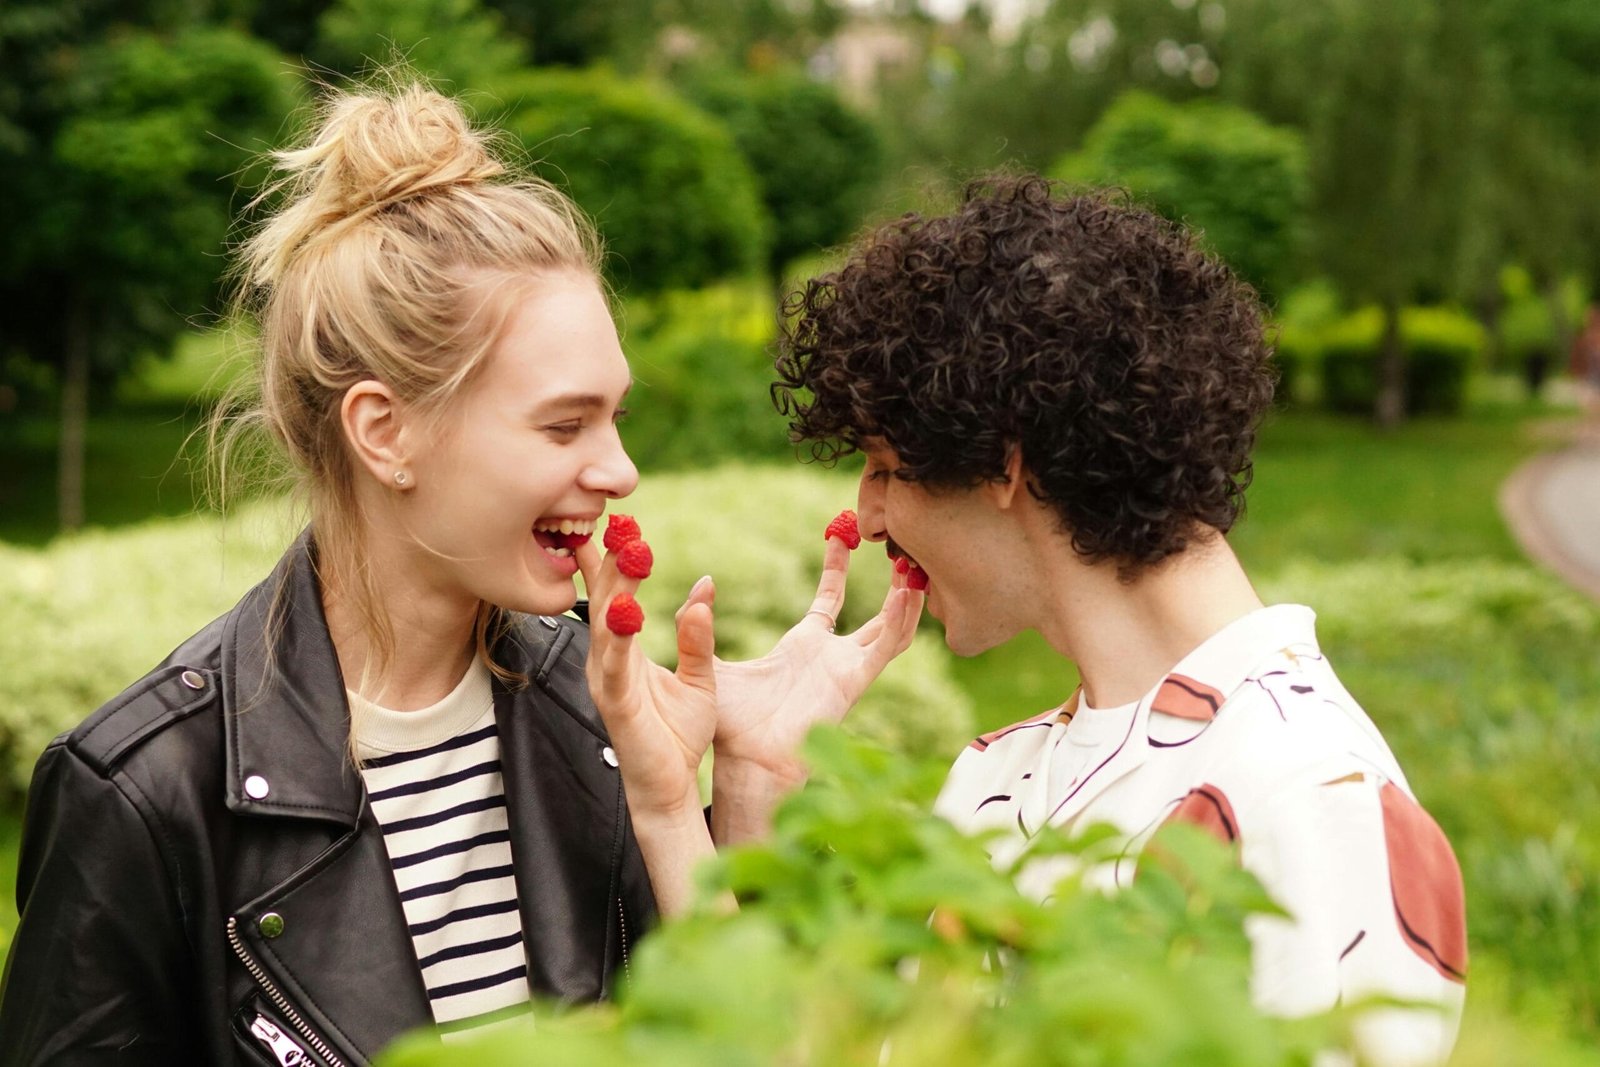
left=774, top=176, right=1465, bottom=1066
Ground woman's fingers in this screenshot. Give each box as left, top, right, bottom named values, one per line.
left=675, top=601, right=717, bottom=693
left=674, top=575, right=716, bottom=626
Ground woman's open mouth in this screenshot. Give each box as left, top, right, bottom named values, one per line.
left=533, top=518, right=595, bottom=561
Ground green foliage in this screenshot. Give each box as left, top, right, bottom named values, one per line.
left=618, top=283, right=794, bottom=471
left=679, top=69, right=885, bottom=275
left=0, top=24, right=298, bottom=382
left=1319, top=307, right=1485, bottom=416
left=1268, top=281, right=1345, bottom=404
left=313, top=0, right=527, bottom=90
left=489, top=68, right=770, bottom=293
left=380, top=729, right=1335, bottom=1066
left=1053, top=90, right=1308, bottom=300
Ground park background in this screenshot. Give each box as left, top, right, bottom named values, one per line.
left=3, top=0, right=1600, bottom=1062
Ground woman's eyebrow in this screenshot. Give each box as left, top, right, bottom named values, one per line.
left=531, top=381, right=634, bottom=415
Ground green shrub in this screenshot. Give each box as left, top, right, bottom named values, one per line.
left=0, top=465, right=972, bottom=804
left=1053, top=91, right=1309, bottom=301
left=1319, top=306, right=1485, bottom=415
left=679, top=70, right=886, bottom=276
left=618, top=284, right=795, bottom=471
left=490, top=69, right=770, bottom=293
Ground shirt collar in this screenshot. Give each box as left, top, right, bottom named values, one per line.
left=1148, top=604, right=1320, bottom=722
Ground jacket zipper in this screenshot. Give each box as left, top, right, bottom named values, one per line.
left=228, top=916, right=348, bottom=1067
left=249, top=1012, right=315, bottom=1066
left=616, top=896, right=632, bottom=984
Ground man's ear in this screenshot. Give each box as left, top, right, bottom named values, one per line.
left=340, top=380, right=409, bottom=487
left=985, top=445, right=1026, bottom=510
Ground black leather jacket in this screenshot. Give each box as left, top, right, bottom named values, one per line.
left=0, top=537, right=657, bottom=1065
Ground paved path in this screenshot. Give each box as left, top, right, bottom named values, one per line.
left=1501, top=442, right=1600, bottom=602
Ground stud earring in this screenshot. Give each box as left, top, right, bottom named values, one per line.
left=393, top=470, right=409, bottom=487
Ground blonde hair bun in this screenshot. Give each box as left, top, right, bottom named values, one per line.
left=245, top=83, right=511, bottom=287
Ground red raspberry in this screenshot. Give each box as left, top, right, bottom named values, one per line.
left=616, top=539, right=653, bottom=579
left=824, top=509, right=861, bottom=550
left=906, top=565, right=929, bottom=591
left=606, top=592, right=644, bottom=635
left=603, top=514, right=641, bottom=552
left=893, top=556, right=910, bottom=575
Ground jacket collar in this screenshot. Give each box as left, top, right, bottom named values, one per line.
left=218, top=531, right=591, bottom=828
left=220, top=531, right=364, bottom=827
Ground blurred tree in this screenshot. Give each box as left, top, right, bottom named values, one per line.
left=0, top=26, right=297, bottom=530
left=1471, top=0, right=1600, bottom=366
left=1053, top=90, right=1306, bottom=302
left=313, top=0, right=527, bottom=89
left=679, top=69, right=885, bottom=281
left=489, top=68, right=770, bottom=293
left=1017, top=0, right=1501, bottom=426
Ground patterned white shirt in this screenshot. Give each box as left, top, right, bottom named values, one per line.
left=935, top=605, right=1466, bottom=1067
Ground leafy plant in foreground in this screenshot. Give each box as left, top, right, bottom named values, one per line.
left=381, top=729, right=1341, bottom=1066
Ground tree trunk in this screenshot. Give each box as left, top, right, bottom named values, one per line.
left=1375, top=297, right=1406, bottom=429
left=1543, top=274, right=1573, bottom=375
left=58, top=295, right=90, bottom=532
left=1476, top=280, right=1503, bottom=374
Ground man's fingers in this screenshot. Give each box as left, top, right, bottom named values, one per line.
left=862, top=588, right=924, bottom=671
left=807, top=537, right=852, bottom=619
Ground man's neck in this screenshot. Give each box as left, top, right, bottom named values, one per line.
left=1039, top=534, right=1263, bottom=710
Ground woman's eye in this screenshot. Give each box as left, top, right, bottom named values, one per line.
left=612, top=407, right=630, bottom=424
left=544, top=422, right=583, bottom=437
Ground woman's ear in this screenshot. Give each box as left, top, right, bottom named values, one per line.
left=340, top=380, right=412, bottom=489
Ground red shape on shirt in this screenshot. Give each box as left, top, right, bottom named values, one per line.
left=1380, top=782, right=1468, bottom=983
left=1164, top=783, right=1240, bottom=845
left=1150, top=674, right=1225, bottom=722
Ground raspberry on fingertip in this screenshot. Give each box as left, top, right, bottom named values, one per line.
left=606, top=592, right=645, bottom=635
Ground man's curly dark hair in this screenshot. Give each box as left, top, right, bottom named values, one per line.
left=772, top=175, right=1276, bottom=575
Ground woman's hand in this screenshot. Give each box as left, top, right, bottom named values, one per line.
left=579, top=536, right=723, bottom=915
left=685, top=537, right=924, bottom=842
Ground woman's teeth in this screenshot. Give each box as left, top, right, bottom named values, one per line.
left=534, top=519, right=596, bottom=537
left=534, top=518, right=594, bottom=560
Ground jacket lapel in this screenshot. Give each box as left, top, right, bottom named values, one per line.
left=493, top=615, right=631, bottom=1001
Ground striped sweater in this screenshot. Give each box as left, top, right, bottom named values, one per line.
left=352, top=661, right=531, bottom=1038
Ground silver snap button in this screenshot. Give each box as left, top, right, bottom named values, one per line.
left=180, top=670, right=205, bottom=690
left=601, top=746, right=618, bottom=768
left=258, top=912, right=285, bottom=939
left=244, top=775, right=270, bottom=799
left=539, top=615, right=559, bottom=630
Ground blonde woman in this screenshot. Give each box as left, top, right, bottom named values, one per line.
left=0, top=83, right=919, bottom=1064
